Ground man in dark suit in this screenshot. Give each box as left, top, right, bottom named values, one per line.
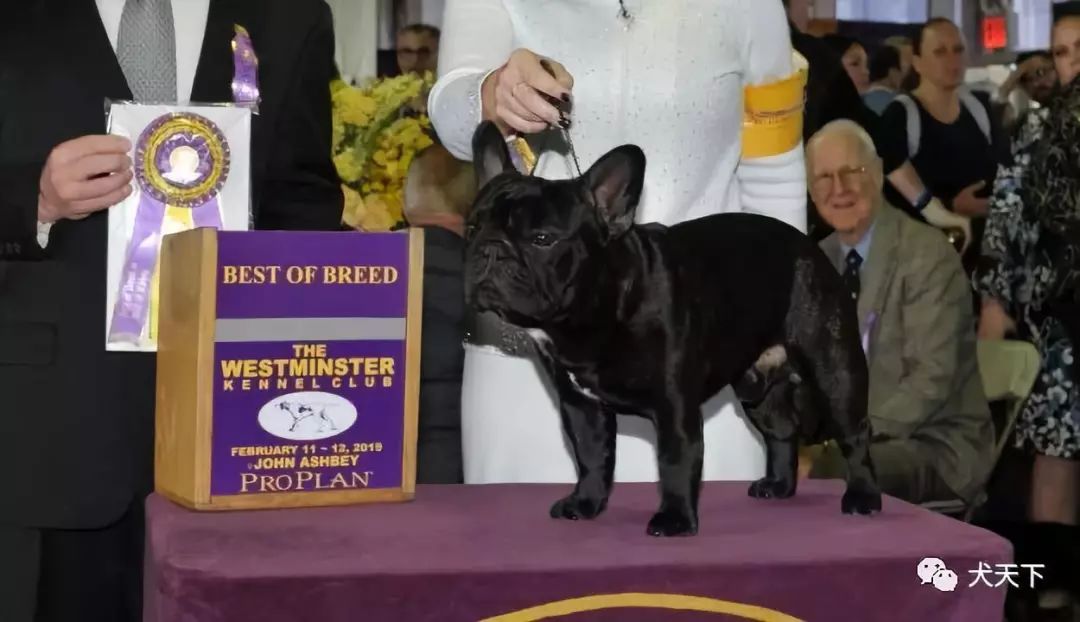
left=0, top=1, right=342, bottom=620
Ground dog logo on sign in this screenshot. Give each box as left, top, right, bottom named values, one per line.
left=277, top=401, right=338, bottom=433
left=257, top=392, right=357, bottom=441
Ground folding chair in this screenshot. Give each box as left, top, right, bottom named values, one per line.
left=921, top=339, right=1041, bottom=521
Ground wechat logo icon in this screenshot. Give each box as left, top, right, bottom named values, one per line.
left=917, top=557, right=958, bottom=592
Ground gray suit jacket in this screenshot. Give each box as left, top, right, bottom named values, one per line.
left=820, top=203, right=994, bottom=502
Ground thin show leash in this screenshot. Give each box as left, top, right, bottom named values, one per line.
left=508, top=60, right=583, bottom=178
left=508, top=0, right=636, bottom=177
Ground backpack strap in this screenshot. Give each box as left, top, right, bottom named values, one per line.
left=894, top=93, right=921, bottom=160
left=958, top=87, right=993, bottom=145
left=894, top=90, right=993, bottom=160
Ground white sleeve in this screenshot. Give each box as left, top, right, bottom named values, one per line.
left=734, top=0, right=807, bottom=233
left=427, top=0, right=515, bottom=161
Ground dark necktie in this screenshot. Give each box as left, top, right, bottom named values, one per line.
left=843, top=249, right=862, bottom=302
left=117, top=0, right=177, bottom=102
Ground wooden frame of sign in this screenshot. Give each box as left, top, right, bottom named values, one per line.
left=154, top=227, right=423, bottom=510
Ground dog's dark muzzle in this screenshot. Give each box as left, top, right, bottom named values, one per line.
left=465, top=240, right=510, bottom=299
left=472, top=241, right=505, bottom=276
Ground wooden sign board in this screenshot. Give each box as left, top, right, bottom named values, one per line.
left=154, top=227, right=423, bottom=510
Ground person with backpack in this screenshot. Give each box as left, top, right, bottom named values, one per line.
left=878, top=17, right=1009, bottom=273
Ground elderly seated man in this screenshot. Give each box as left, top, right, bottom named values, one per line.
left=801, top=119, right=994, bottom=506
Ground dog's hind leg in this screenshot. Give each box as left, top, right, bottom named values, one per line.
left=745, top=390, right=800, bottom=500
left=740, top=346, right=800, bottom=500
left=798, top=334, right=881, bottom=515
left=786, top=257, right=881, bottom=515
left=548, top=368, right=617, bottom=522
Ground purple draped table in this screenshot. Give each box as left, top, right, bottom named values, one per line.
left=143, top=480, right=1011, bottom=622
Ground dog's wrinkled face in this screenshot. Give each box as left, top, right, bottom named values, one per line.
left=464, top=122, right=645, bottom=327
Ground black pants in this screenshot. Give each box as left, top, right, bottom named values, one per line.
left=0, top=500, right=144, bottom=622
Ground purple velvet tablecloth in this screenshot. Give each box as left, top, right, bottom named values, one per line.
left=144, top=480, right=1011, bottom=622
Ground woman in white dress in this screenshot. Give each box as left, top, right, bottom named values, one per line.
left=429, top=0, right=808, bottom=484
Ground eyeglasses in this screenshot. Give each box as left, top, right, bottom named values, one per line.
left=811, top=166, right=868, bottom=195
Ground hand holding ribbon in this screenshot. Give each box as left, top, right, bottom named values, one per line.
left=38, top=135, right=134, bottom=223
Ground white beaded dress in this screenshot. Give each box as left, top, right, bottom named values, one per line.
left=429, top=0, right=808, bottom=484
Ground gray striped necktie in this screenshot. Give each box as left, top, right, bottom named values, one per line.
left=116, top=0, right=177, bottom=102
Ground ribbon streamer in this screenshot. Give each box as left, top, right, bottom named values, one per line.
left=110, top=196, right=167, bottom=342
left=231, top=25, right=261, bottom=107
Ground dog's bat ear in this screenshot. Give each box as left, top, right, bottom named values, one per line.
left=584, top=145, right=645, bottom=239
left=472, top=121, right=515, bottom=188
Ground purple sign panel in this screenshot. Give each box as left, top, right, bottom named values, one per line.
left=210, top=231, right=410, bottom=497
left=215, top=231, right=408, bottom=320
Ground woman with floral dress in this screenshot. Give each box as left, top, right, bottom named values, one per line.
left=976, top=12, right=1080, bottom=538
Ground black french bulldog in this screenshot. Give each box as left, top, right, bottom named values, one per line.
left=464, top=121, right=881, bottom=537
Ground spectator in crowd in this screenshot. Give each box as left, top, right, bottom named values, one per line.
left=782, top=0, right=871, bottom=143
left=782, top=0, right=888, bottom=240
left=878, top=17, right=1009, bottom=275
left=802, top=120, right=994, bottom=506
left=885, top=35, right=917, bottom=91
left=824, top=34, right=871, bottom=95
left=994, top=51, right=1056, bottom=132
left=397, top=24, right=440, bottom=75
left=975, top=12, right=1080, bottom=614
left=403, top=144, right=475, bottom=485
left=863, top=45, right=904, bottom=115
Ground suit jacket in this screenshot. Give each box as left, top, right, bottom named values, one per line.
left=0, top=0, right=342, bottom=528
left=820, top=204, right=994, bottom=503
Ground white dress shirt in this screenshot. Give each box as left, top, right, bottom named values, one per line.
left=430, top=0, right=806, bottom=485
left=38, top=0, right=210, bottom=247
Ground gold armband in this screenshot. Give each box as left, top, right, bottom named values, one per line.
left=741, top=52, right=808, bottom=159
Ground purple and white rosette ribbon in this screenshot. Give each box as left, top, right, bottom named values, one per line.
left=108, top=112, right=230, bottom=345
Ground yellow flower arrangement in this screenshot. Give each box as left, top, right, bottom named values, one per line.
left=331, top=71, right=436, bottom=231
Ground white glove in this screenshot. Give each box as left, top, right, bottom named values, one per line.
left=921, top=197, right=972, bottom=253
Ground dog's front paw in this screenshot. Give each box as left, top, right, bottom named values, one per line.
left=550, top=494, right=607, bottom=521
left=646, top=509, right=698, bottom=537
left=841, top=487, right=882, bottom=515
left=747, top=477, right=796, bottom=500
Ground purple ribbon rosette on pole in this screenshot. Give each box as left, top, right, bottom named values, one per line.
left=107, top=113, right=230, bottom=345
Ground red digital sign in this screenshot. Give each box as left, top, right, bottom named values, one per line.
left=982, top=15, right=1008, bottom=51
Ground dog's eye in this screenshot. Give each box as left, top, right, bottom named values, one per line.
left=530, top=231, right=556, bottom=247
